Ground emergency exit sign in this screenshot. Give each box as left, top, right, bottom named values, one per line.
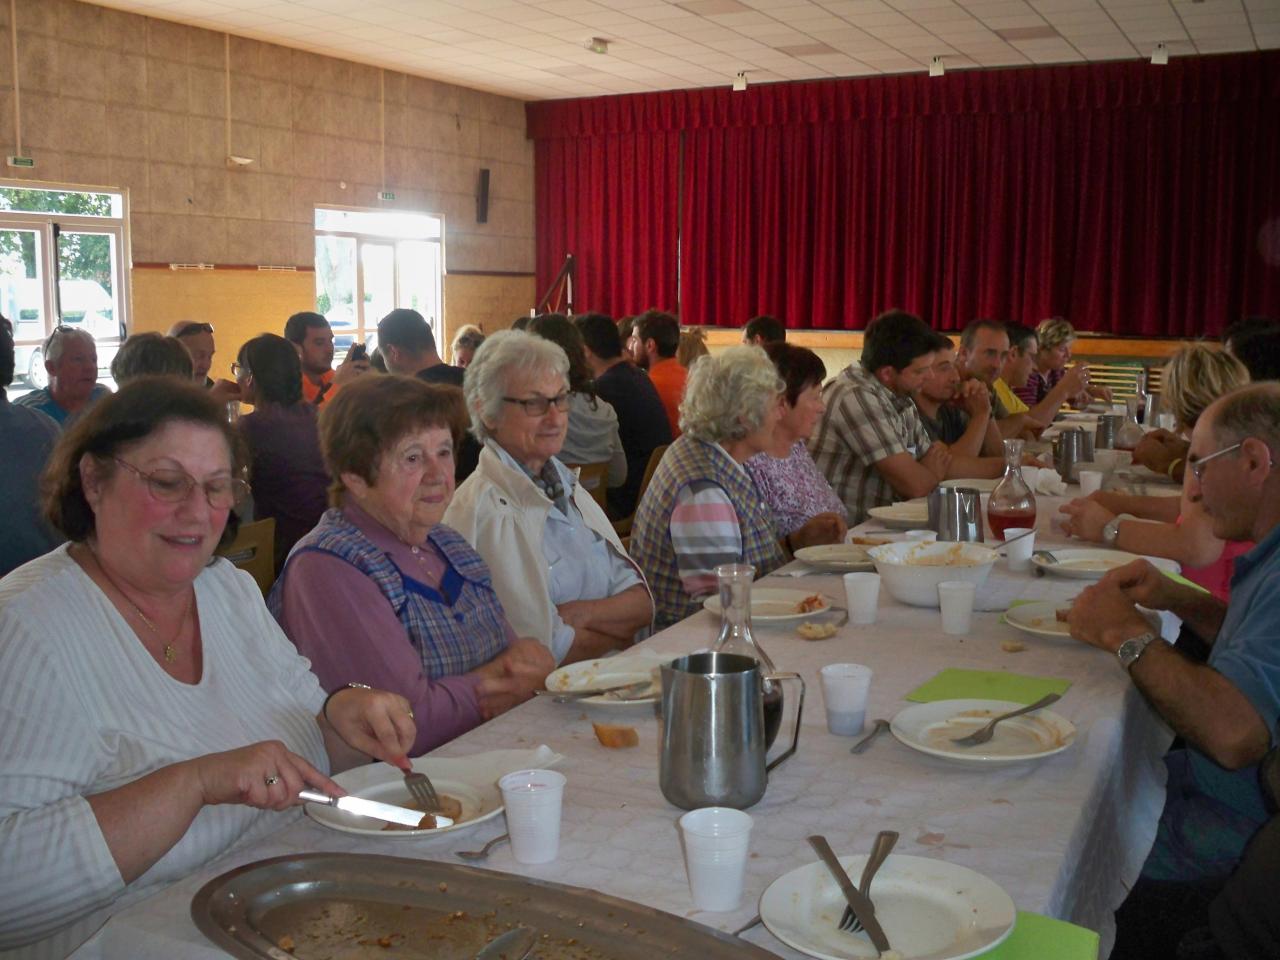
left=7, top=156, right=35, bottom=168
left=378, top=190, right=396, bottom=201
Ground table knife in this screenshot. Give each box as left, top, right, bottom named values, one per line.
left=299, top=790, right=454, bottom=829
left=806, top=835, right=892, bottom=955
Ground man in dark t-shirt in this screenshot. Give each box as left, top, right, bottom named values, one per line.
left=576, top=312, right=673, bottom=519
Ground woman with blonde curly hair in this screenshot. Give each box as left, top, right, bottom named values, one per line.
left=1059, top=344, right=1252, bottom=599
left=1014, top=317, right=1111, bottom=411
left=629, top=346, right=845, bottom=629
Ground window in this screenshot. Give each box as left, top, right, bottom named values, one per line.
left=313, top=207, right=444, bottom=355
left=0, top=182, right=131, bottom=389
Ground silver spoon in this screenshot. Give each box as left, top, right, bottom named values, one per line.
left=474, top=925, right=536, bottom=960
left=455, top=833, right=509, bottom=861
left=850, top=718, right=890, bottom=755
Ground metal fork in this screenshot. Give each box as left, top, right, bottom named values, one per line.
left=839, top=831, right=898, bottom=933
left=950, top=693, right=1061, bottom=747
left=403, top=769, right=442, bottom=813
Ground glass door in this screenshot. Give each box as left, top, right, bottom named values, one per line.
left=57, top=228, right=124, bottom=374
left=0, top=220, right=53, bottom=388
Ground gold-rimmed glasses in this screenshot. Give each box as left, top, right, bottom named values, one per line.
left=113, top=457, right=250, bottom=509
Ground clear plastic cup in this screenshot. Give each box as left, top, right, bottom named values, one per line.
left=678, top=807, right=753, bottom=911
left=1077, top=468, right=1104, bottom=496
left=819, top=663, right=872, bottom=736
left=938, top=580, right=977, bottom=635
left=499, top=769, right=566, bottom=864
left=1002, top=526, right=1035, bottom=573
left=904, top=529, right=937, bottom=542
left=842, top=572, right=881, bottom=625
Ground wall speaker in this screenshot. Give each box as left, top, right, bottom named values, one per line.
left=476, top=168, right=490, bottom=223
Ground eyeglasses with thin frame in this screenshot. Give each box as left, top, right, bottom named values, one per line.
left=230, top=361, right=249, bottom=379
left=502, top=393, right=571, bottom=416
left=1188, top=440, right=1277, bottom=481
left=113, top=457, right=250, bottom=509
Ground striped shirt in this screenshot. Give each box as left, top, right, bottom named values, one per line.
left=0, top=546, right=328, bottom=958
left=670, top=447, right=749, bottom=597
left=809, top=364, right=933, bottom=525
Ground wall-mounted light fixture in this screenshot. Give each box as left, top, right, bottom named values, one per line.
left=1151, top=42, right=1168, bottom=65
left=732, top=71, right=747, bottom=92
left=585, top=37, right=609, bottom=55
left=929, top=56, right=945, bottom=77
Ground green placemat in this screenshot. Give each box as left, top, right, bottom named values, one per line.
left=905, top=668, right=1071, bottom=704
left=976, top=911, right=1099, bottom=959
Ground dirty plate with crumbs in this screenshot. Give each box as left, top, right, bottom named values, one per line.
left=890, top=699, right=1077, bottom=766
left=192, top=854, right=778, bottom=959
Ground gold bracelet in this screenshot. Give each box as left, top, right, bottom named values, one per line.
left=1166, top=458, right=1183, bottom=479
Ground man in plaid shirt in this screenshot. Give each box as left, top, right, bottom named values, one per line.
left=810, top=310, right=953, bottom=525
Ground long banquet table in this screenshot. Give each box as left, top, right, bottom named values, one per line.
left=71, top=492, right=1175, bottom=960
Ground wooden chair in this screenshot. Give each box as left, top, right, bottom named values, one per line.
left=567, top=461, right=610, bottom=512
left=216, top=517, right=276, bottom=596
left=612, top=443, right=671, bottom=537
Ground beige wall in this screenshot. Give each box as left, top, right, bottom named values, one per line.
left=0, top=0, right=534, bottom=377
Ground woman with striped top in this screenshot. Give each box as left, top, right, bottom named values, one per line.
left=0, top=379, right=417, bottom=959
left=629, top=346, right=846, bottom=630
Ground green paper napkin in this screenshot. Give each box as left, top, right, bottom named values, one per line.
left=975, top=911, right=1099, bottom=959
left=905, top=668, right=1071, bottom=704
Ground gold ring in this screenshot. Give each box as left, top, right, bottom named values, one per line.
left=264, top=774, right=279, bottom=787
left=407, top=709, right=415, bottom=721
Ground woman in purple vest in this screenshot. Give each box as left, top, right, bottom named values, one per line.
left=270, top=375, right=554, bottom=756
left=629, top=346, right=847, bottom=630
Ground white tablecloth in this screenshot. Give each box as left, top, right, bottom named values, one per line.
left=71, top=493, right=1174, bottom=960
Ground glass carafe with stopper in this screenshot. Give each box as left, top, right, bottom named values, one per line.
left=712, top=563, right=784, bottom=748
left=988, top=438, right=1037, bottom=540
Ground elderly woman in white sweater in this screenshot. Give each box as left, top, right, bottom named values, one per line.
left=0, top=379, right=416, bottom=959
left=445, top=330, right=653, bottom=666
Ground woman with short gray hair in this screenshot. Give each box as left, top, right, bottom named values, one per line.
left=446, top=330, right=652, bottom=666
left=629, top=345, right=845, bottom=630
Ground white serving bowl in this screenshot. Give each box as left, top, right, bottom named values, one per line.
left=867, top=540, right=998, bottom=608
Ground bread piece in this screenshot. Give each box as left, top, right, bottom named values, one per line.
left=796, top=622, right=838, bottom=640
left=592, top=722, right=640, bottom=748
left=1001, top=640, right=1027, bottom=653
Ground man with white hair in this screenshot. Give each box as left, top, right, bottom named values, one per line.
left=1066, top=383, right=1280, bottom=954
left=14, top=326, right=110, bottom=425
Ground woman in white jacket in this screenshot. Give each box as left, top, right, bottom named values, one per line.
left=444, top=330, right=652, bottom=666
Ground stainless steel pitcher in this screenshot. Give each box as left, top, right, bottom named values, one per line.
left=659, top=652, right=805, bottom=810
left=928, top=486, right=985, bottom=542
left=1054, top=427, right=1094, bottom=482
left=1095, top=414, right=1123, bottom=450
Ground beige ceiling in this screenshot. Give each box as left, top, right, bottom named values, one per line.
left=85, top=0, right=1277, bottom=101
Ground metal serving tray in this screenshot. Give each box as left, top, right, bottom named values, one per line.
left=192, top=853, right=774, bottom=960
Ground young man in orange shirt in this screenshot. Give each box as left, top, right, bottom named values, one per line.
left=630, top=310, right=686, bottom=438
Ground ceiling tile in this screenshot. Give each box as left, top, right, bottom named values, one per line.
left=78, top=0, right=1264, bottom=100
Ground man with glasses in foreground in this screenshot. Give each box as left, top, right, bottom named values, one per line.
left=1065, top=383, right=1280, bottom=956
left=15, top=325, right=110, bottom=425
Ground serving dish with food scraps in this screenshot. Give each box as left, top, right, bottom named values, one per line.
left=192, top=854, right=779, bottom=959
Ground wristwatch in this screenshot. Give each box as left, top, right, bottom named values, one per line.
left=1117, top=632, right=1160, bottom=671
left=1102, top=513, right=1136, bottom=547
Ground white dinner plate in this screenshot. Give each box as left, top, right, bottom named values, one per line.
left=1003, top=600, right=1074, bottom=639
left=1031, top=548, right=1179, bottom=580
left=543, top=651, right=668, bottom=706
left=305, top=746, right=562, bottom=838
left=867, top=502, right=930, bottom=530
left=890, top=699, right=1076, bottom=766
left=760, top=853, right=1016, bottom=960
left=940, top=478, right=999, bottom=493
left=703, top=588, right=832, bottom=622
left=794, top=543, right=876, bottom=572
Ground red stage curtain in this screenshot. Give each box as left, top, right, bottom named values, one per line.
left=533, top=131, right=680, bottom=317
left=528, top=52, right=1280, bottom=336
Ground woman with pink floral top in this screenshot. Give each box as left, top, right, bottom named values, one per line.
left=745, top=342, right=848, bottom=538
